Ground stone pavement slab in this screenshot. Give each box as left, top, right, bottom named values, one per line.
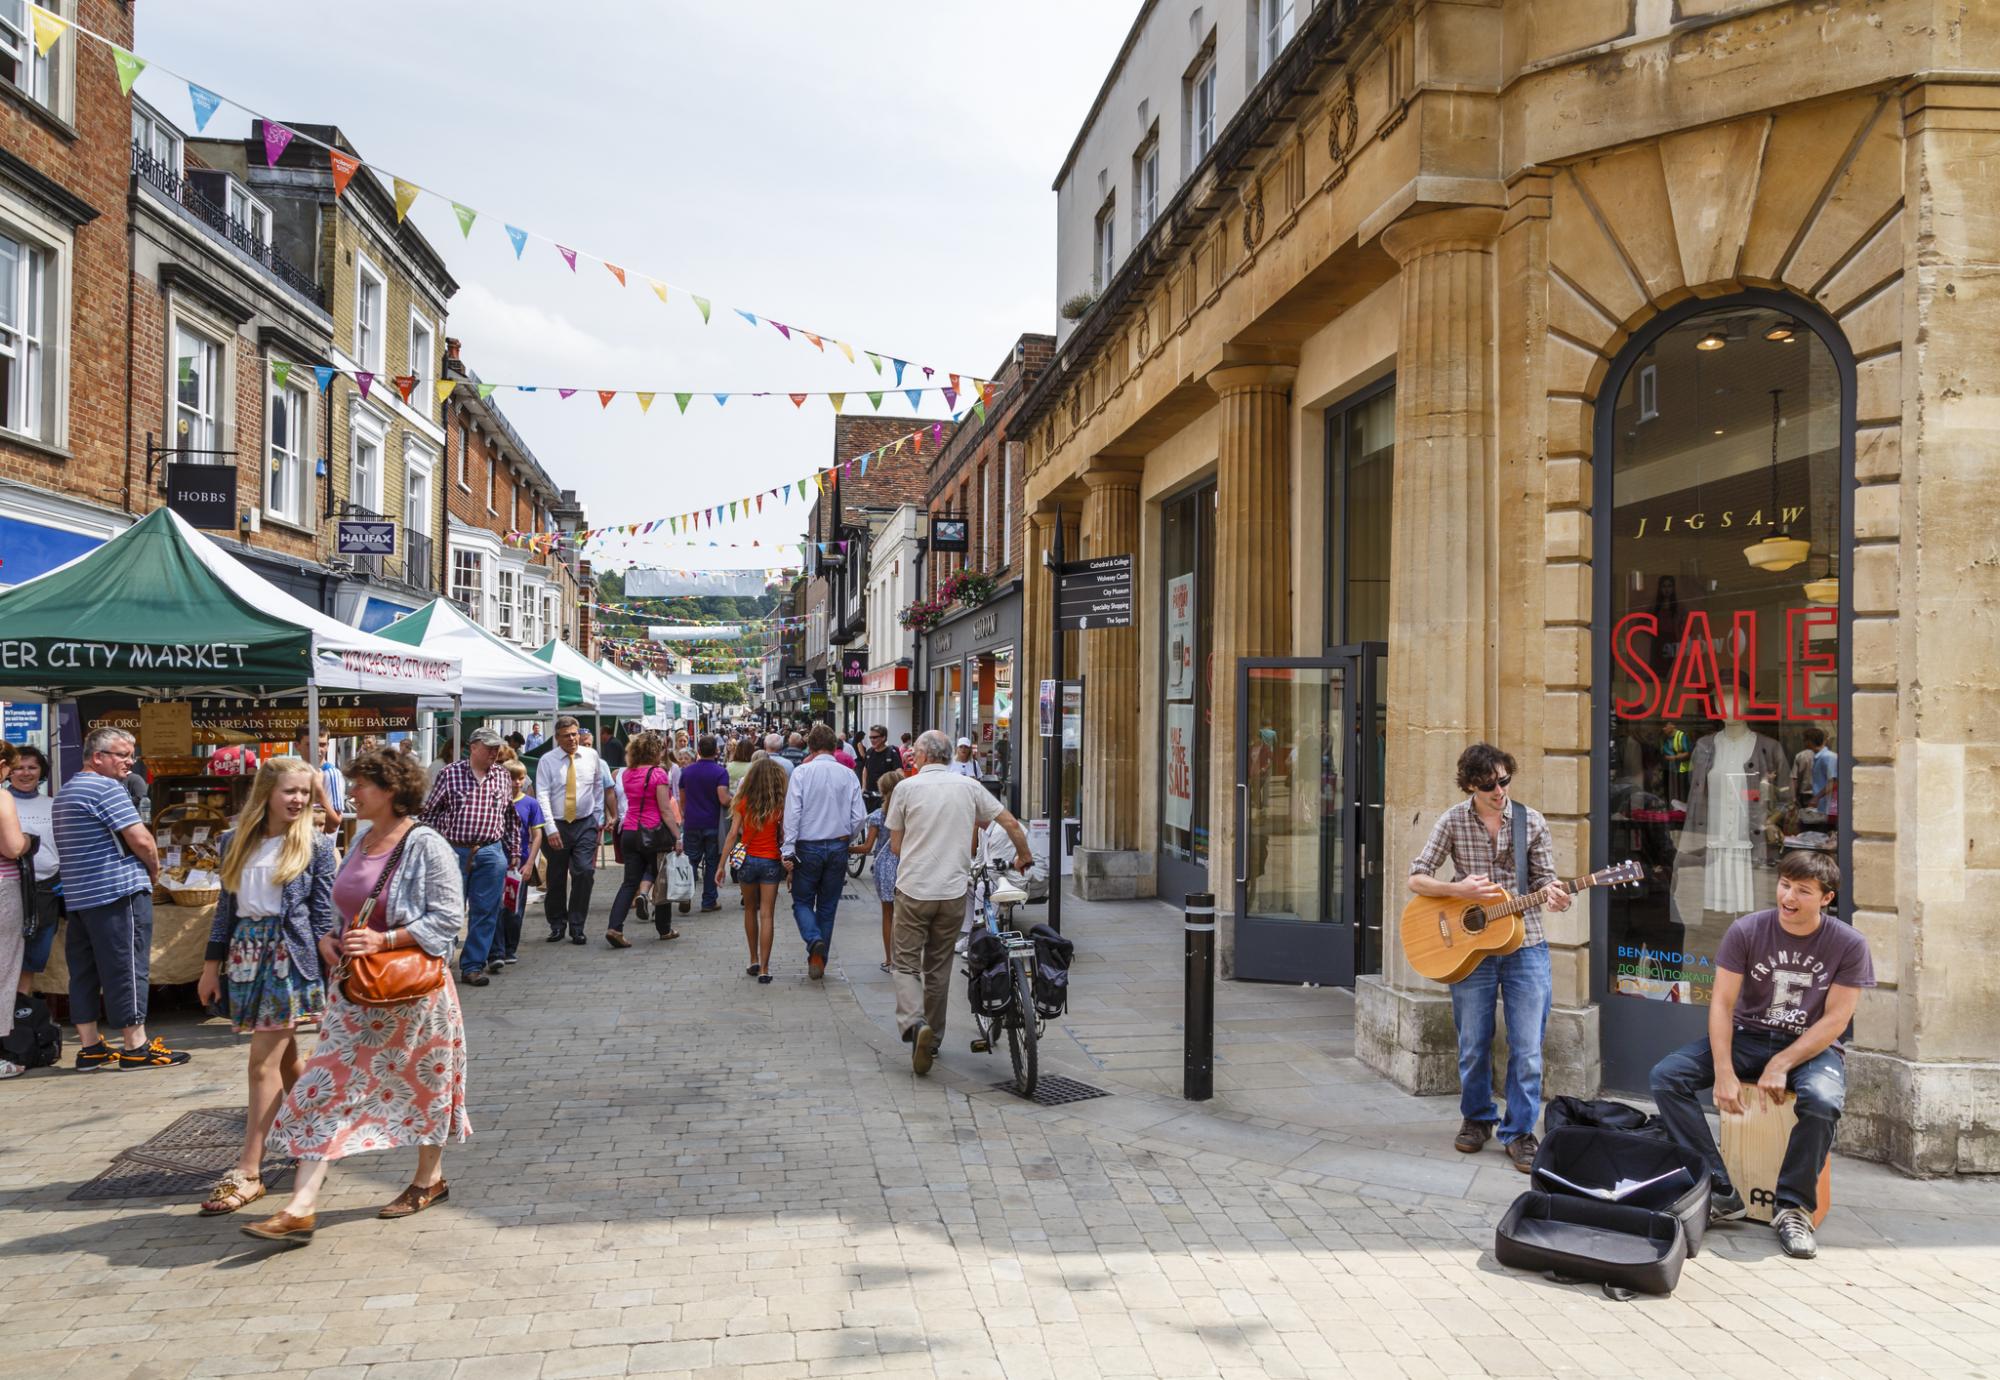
left=0, top=882, right=1995, bottom=1379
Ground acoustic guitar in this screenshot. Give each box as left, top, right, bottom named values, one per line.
left=1400, top=860, right=1643, bottom=984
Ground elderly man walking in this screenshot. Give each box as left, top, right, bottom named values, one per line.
left=782, top=723, right=865, bottom=979
left=421, top=725, right=519, bottom=985
left=534, top=716, right=623, bottom=944
left=51, top=728, right=186, bottom=1069
left=886, top=729, right=1033, bottom=1075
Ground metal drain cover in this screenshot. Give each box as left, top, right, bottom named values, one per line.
left=991, top=1075, right=1111, bottom=1106
left=69, top=1107, right=295, bottom=1202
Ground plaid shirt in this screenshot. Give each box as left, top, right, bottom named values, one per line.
left=421, top=760, right=521, bottom=862
left=1409, top=799, right=1558, bottom=947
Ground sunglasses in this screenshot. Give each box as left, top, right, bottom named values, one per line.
left=1472, top=775, right=1512, bottom=792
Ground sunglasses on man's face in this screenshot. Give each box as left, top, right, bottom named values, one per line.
left=1473, top=775, right=1512, bottom=792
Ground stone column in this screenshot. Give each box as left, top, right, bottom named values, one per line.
left=1076, top=466, right=1150, bottom=898
left=1355, top=207, right=1505, bottom=1093
left=1205, top=363, right=1296, bottom=955
left=1022, top=507, right=1079, bottom=825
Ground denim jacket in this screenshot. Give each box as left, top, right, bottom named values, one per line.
left=337, top=824, right=466, bottom=959
left=205, top=833, right=339, bottom=979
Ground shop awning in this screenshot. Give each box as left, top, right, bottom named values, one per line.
left=372, top=598, right=562, bottom=714
left=0, top=508, right=460, bottom=698
left=534, top=637, right=642, bottom=718
left=594, top=658, right=659, bottom=719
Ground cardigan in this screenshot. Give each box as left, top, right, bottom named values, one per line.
left=333, top=823, right=466, bottom=958
left=206, top=833, right=339, bottom=978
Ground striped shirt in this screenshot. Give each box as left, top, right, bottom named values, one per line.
left=50, top=771, right=150, bottom=910
left=1408, top=799, right=1558, bottom=947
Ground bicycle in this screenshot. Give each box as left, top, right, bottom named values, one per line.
left=848, top=818, right=872, bottom=879
left=963, top=859, right=1040, bottom=1097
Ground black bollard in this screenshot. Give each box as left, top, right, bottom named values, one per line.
left=1184, top=891, right=1215, bottom=1101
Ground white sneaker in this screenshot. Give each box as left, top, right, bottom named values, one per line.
left=953, top=936, right=968, bottom=956
left=0, top=1058, right=23, bottom=1080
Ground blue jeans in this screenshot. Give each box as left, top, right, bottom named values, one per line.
left=682, top=825, right=721, bottom=908
left=788, top=838, right=847, bottom=952
left=454, top=841, right=507, bottom=975
left=1650, top=1028, right=1844, bottom=1214
left=1450, top=941, right=1553, bottom=1142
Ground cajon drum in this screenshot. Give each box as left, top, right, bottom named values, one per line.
left=1719, top=1086, right=1831, bottom=1227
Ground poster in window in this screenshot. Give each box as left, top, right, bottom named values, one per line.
left=1166, top=573, right=1195, bottom=701
left=1164, top=702, right=1195, bottom=832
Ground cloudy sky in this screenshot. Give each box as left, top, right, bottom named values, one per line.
left=130, top=3, right=1135, bottom=573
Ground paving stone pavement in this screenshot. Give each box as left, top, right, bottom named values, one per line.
left=3, top=882, right=1998, bottom=1380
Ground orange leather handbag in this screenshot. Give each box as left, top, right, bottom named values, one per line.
left=334, top=834, right=446, bottom=1007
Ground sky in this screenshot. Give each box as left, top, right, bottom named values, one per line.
left=129, top=3, right=1137, bottom=574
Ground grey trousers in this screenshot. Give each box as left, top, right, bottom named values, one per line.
left=892, top=889, right=967, bottom=1039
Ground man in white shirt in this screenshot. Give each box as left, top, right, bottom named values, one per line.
left=534, top=715, right=624, bottom=944
left=781, top=723, right=866, bottom=979
left=763, top=733, right=793, bottom=776
left=887, top=730, right=1032, bottom=1075
left=950, top=738, right=980, bottom=778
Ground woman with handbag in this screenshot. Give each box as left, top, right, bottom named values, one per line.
left=194, top=758, right=337, bottom=1213
left=606, top=732, right=679, bottom=948
left=243, top=749, right=469, bottom=1248
left=720, top=757, right=787, bottom=985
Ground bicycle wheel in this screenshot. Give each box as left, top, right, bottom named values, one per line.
left=848, top=847, right=868, bottom=879
left=1007, top=962, right=1038, bottom=1097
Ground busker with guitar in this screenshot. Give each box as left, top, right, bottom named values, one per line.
left=1408, top=743, right=1571, bottom=1173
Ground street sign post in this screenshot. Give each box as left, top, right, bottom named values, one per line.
left=1056, top=554, right=1134, bottom=631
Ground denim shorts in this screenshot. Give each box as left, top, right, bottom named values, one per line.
left=738, top=855, right=784, bottom=885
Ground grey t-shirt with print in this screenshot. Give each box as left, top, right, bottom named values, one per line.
left=1717, top=908, right=1874, bottom=1048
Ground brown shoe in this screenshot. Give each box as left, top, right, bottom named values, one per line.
left=1504, top=1134, right=1539, bottom=1173
left=1454, top=1118, right=1494, bottom=1153
left=378, top=1179, right=448, bottom=1219
left=606, top=931, right=632, bottom=949
left=240, top=1210, right=316, bottom=1246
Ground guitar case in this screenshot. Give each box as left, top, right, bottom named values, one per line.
left=1530, top=1126, right=1712, bottom=1257
left=1494, top=1191, right=1687, bottom=1297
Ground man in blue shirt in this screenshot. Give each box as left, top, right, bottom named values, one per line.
left=50, top=728, right=189, bottom=1070
left=782, top=723, right=866, bottom=979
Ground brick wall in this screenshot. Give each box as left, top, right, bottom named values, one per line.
left=921, top=333, right=1053, bottom=600
left=0, top=1, right=135, bottom=515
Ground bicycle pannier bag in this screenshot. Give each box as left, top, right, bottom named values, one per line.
left=1494, top=1190, right=1687, bottom=1296
left=1027, top=923, right=1075, bottom=1019
left=964, top=930, right=1013, bottom=1016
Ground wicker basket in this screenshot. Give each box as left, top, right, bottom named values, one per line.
left=166, top=885, right=221, bottom=908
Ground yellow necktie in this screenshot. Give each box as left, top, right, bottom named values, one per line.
left=564, top=752, right=578, bottom=823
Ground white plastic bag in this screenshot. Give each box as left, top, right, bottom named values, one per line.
left=659, top=850, right=696, bottom=907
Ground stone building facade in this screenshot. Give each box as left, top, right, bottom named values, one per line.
left=1012, top=0, right=2000, bottom=1173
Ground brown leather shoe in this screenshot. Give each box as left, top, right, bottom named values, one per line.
left=378, top=1179, right=448, bottom=1219
left=1504, top=1134, right=1539, bottom=1173
left=606, top=931, right=632, bottom=949
left=1454, top=1118, right=1494, bottom=1153
left=240, top=1210, right=316, bottom=1246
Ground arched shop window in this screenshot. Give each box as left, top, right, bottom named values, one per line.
left=1594, top=296, right=1854, bottom=1015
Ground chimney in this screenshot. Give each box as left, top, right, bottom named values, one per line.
left=445, top=337, right=461, bottom=361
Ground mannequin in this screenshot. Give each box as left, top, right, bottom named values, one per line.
left=1671, top=700, right=1784, bottom=930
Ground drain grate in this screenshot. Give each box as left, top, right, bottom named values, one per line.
left=991, top=1075, right=1111, bottom=1106
left=69, top=1107, right=295, bottom=1202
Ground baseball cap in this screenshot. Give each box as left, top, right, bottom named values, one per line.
left=468, top=726, right=506, bottom=748
left=956, top=737, right=972, bottom=748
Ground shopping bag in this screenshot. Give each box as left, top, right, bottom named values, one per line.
left=659, top=851, right=696, bottom=908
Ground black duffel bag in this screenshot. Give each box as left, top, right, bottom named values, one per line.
left=964, top=930, right=1014, bottom=1016
left=1026, top=924, right=1074, bottom=1019
left=1531, top=1125, right=1712, bottom=1256
left=1543, top=1095, right=1666, bottom=1138
left=1495, top=1190, right=1687, bottom=1297
left=1, top=992, right=62, bottom=1071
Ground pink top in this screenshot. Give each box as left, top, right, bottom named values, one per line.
left=332, top=842, right=395, bottom=932
left=624, top=766, right=671, bottom=830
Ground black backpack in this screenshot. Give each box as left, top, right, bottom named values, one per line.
left=963, top=930, right=1014, bottom=1016
left=1027, top=924, right=1075, bottom=1019
left=1, top=993, right=62, bottom=1071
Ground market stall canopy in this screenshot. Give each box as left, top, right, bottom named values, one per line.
left=0, top=508, right=460, bottom=698
left=594, top=658, right=659, bottom=720
left=534, top=638, right=641, bottom=718
left=373, top=598, right=562, bottom=714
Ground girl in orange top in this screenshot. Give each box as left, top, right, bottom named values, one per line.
left=720, top=758, right=786, bottom=984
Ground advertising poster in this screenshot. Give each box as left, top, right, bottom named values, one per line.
left=1164, top=702, right=1196, bottom=831
left=1165, top=573, right=1195, bottom=701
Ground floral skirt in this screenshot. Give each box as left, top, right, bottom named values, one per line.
left=267, top=978, right=472, bottom=1162
left=225, top=915, right=326, bottom=1033
left=872, top=846, right=899, bottom=904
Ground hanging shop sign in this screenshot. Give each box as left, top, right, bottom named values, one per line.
left=930, top=517, right=969, bottom=553
left=165, top=462, right=238, bottom=530
left=336, top=520, right=397, bottom=557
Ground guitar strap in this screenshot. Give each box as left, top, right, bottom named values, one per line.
left=1512, top=800, right=1529, bottom=903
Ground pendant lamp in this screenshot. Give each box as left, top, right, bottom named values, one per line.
left=1744, top=386, right=1810, bottom=572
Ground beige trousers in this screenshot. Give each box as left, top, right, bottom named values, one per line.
left=892, top=888, right=967, bottom=1038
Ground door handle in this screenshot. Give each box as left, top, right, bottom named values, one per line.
left=1235, top=781, right=1248, bottom=885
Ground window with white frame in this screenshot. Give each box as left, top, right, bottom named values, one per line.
left=541, top=590, right=557, bottom=647
left=485, top=451, right=496, bottom=513
left=131, top=103, right=183, bottom=174
left=980, top=462, right=993, bottom=569
left=1133, top=135, right=1160, bottom=239
left=227, top=182, right=271, bottom=247
left=456, top=421, right=470, bottom=489
left=1259, top=0, right=1295, bottom=76
left=266, top=376, right=308, bottom=524
left=351, top=429, right=381, bottom=512
left=408, top=310, right=434, bottom=384
left=520, top=585, right=540, bottom=647
left=172, top=323, right=223, bottom=455
left=405, top=462, right=430, bottom=540
left=0, top=0, right=57, bottom=110
left=1187, top=52, right=1217, bottom=166
left=0, top=228, right=51, bottom=442
left=1093, top=198, right=1116, bottom=292
left=496, top=566, right=518, bottom=640
left=451, top=548, right=484, bottom=618
left=354, top=255, right=385, bottom=374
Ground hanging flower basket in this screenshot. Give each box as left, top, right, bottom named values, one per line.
left=898, top=570, right=997, bottom=633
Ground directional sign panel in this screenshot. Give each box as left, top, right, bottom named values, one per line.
left=1057, top=553, right=1134, bottom=631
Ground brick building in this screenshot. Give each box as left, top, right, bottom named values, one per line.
left=439, top=338, right=588, bottom=653
left=126, top=93, right=336, bottom=607
left=0, top=0, right=137, bottom=580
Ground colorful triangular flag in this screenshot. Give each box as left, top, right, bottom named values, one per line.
left=188, top=83, right=223, bottom=132
left=674, top=393, right=692, bottom=414
left=973, top=400, right=987, bottom=424
left=329, top=148, right=361, bottom=198
left=313, top=365, right=336, bottom=393
left=829, top=393, right=845, bottom=414
left=598, top=390, right=617, bottom=408
left=892, top=359, right=907, bottom=386
left=29, top=6, right=66, bottom=55
left=605, top=263, right=626, bottom=287
left=558, top=388, right=577, bottom=400
left=391, top=375, right=417, bottom=403
left=693, top=296, right=711, bottom=322
left=505, top=225, right=528, bottom=259
left=476, top=383, right=497, bottom=400
left=452, top=203, right=477, bottom=237
left=392, top=178, right=419, bottom=222
left=270, top=361, right=291, bottom=390
left=556, top=245, right=578, bottom=272
left=943, top=386, right=958, bottom=409
left=636, top=392, right=655, bottom=413
left=789, top=394, right=807, bottom=408
left=867, top=392, right=883, bottom=410
left=713, top=394, right=729, bottom=406
left=735, top=309, right=758, bottom=327
left=112, top=46, right=146, bottom=95
left=648, top=279, right=668, bottom=304
left=262, top=121, right=295, bottom=168
left=771, top=322, right=791, bottom=341
left=356, top=372, right=375, bottom=400
left=904, top=389, right=923, bottom=410
left=435, top=380, right=458, bottom=403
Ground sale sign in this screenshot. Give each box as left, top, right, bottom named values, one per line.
left=1166, top=573, right=1195, bottom=701
left=1165, top=702, right=1195, bottom=831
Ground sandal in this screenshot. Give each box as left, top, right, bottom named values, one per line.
left=757, top=973, right=773, bottom=985
left=199, top=1171, right=265, bottom=1216
left=745, top=964, right=761, bottom=977
left=378, top=1179, right=449, bottom=1219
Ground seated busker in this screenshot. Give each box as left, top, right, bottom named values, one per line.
left=1649, top=850, right=1872, bottom=1260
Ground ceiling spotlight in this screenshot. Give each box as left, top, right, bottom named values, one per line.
left=1713, top=428, right=1725, bottom=435
left=1696, top=331, right=1727, bottom=351
left=1765, top=320, right=1798, bottom=343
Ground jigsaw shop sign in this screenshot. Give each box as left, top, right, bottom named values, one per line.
left=1610, top=608, right=1836, bottom=722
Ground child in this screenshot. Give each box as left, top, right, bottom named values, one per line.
left=500, top=761, right=547, bottom=968
left=850, top=770, right=902, bottom=973
left=1649, top=850, right=1872, bottom=1260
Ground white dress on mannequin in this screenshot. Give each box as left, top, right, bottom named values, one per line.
left=1702, top=726, right=1759, bottom=913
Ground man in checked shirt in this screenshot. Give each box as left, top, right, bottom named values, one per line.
left=1408, top=743, right=1571, bottom=1173
left=420, top=726, right=519, bottom=988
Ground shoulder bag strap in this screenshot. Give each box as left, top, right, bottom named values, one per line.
left=348, top=833, right=411, bottom=933
left=1512, top=800, right=1529, bottom=900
